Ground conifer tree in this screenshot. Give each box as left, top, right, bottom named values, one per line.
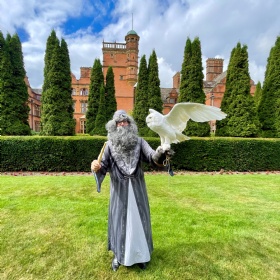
left=42, top=30, right=58, bottom=93
left=258, top=36, right=280, bottom=137
left=179, top=37, right=210, bottom=136
left=0, top=31, right=5, bottom=64
left=105, top=66, right=117, bottom=120
left=93, top=84, right=107, bottom=135
left=147, top=50, right=162, bottom=136
left=40, top=32, right=75, bottom=135
left=178, top=38, right=192, bottom=103
left=86, top=59, right=104, bottom=135
left=254, top=81, right=262, bottom=108
left=0, top=30, right=6, bottom=135
left=216, top=43, right=259, bottom=137
left=0, top=34, right=14, bottom=135
left=133, top=55, right=149, bottom=136
left=0, top=33, right=30, bottom=135
left=60, top=38, right=75, bottom=133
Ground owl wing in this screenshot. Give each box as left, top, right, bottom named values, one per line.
left=164, top=102, right=227, bottom=133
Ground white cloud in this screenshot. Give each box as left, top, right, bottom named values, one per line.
left=1, top=0, right=280, bottom=89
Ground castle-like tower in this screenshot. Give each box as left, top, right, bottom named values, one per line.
left=206, top=58, right=224, bottom=81
left=102, top=30, right=139, bottom=113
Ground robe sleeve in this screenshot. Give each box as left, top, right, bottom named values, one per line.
left=94, top=144, right=111, bottom=192
left=139, top=138, right=156, bottom=163
left=140, top=138, right=168, bottom=170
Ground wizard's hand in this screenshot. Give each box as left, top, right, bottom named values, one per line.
left=91, top=160, right=101, bottom=172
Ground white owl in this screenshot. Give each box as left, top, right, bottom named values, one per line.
left=146, top=102, right=227, bottom=151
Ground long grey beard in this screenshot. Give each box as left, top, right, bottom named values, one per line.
left=108, top=124, right=138, bottom=157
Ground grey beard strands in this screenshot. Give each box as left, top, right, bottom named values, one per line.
left=109, top=125, right=138, bottom=156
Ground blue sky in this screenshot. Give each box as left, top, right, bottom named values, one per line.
left=1, top=0, right=280, bottom=88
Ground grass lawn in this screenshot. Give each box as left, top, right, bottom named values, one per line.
left=1, top=173, right=280, bottom=279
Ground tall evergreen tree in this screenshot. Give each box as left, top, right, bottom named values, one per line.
left=254, top=81, right=262, bottom=108
left=0, top=31, right=5, bottom=64
left=86, top=58, right=104, bottom=135
left=179, top=37, right=210, bottom=136
left=93, top=84, right=107, bottom=135
left=258, top=36, right=280, bottom=137
left=216, top=43, right=259, bottom=137
left=60, top=38, right=75, bottom=133
left=42, top=30, right=58, bottom=93
left=40, top=32, right=75, bottom=135
left=0, top=33, right=30, bottom=135
left=133, top=55, right=150, bottom=136
left=105, top=66, right=117, bottom=120
left=147, top=50, right=162, bottom=136
left=178, top=38, right=192, bottom=103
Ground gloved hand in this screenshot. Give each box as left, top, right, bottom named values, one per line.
left=152, top=146, right=166, bottom=163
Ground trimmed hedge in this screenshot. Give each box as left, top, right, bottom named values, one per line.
left=0, top=136, right=279, bottom=172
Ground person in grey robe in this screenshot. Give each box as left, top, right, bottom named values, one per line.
left=91, top=110, right=165, bottom=271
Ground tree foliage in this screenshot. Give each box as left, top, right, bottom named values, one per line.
left=105, top=66, right=117, bottom=120
left=216, top=43, right=260, bottom=137
left=93, top=84, right=107, bottom=136
left=179, top=37, right=210, bottom=136
left=40, top=31, right=75, bottom=135
left=254, top=81, right=262, bottom=108
left=0, top=32, right=31, bottom=135
left=133, top=55, right=150, bottom=136
left=258, top=36, right=280, bottom=137
left=147, top=50, right=162, bottom=136
left=86, top=59, right=104, bottom=135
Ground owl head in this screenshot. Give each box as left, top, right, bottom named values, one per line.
left=146, top=109, right=163, bottom=129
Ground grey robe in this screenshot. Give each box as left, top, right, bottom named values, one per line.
left=95, top=137, right=156, bottom=265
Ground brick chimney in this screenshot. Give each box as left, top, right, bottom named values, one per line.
left=206, top=58, right=223, bottom=81
left=80, top=67, right=91, bottom=78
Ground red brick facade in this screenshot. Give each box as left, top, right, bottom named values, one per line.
left=25, top=32, right=256, bottom=134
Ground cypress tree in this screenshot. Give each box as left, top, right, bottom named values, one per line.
left=93, top=84, right=107, bottom=135
left=0, top=33, right=30, bottom=135
left=0, top=31, right=5, bottom=63
left=0, top=34, right=14, bottom=135
left=105, top=66, right=117, bottom=120
left=86, top=58, right=104, bottom=135
left=178, top=38, right=192, bottom=103
left=254, top=81, right=262, bottom=108
left=258, top=36, right=280, bottom=137
left=133, top=55, right=149, bottom=136
left=60, top=38, right=75, bottom=134
left=42, top=30, right=58, bottom=93
left=40, top=33, right=75, bottom=135
left=216, top=43, right=259, bottom=137
left=147, top=50, right=162, bottom=136
left=179, top=37, right=210, bottom=136
left=147, top=50, right=162, bottom=112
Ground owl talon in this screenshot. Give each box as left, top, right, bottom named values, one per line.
left=162, top=144, right=171, bottom=152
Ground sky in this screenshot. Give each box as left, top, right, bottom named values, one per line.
left=1, top=0, right=279, bottom=89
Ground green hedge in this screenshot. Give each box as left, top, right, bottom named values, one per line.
left=0, top=136, right=279, bottom=172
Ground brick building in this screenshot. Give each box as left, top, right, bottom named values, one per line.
left=26, top=31, right=256, bottom=134
left=26, top=77, right=41, bottom=132
left=71, top=29, right=139, bottom=133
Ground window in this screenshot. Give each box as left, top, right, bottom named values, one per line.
left=81, top=101, right=87, bottom=113
left=80, top=120, right=86, bottom=134
left=35, top=121, right=41, bottom=132
left=80, top=88, right=88, bottom=96
left=34, top=104, right=40, bottom=116
left=120, top=75, right=124, bottom=80
left=72, top=88, right=76, bottom=95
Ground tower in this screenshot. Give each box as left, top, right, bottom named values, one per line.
left=206, top=58, right=224, bottom=81
left=102, top=30, right=140, bottom=113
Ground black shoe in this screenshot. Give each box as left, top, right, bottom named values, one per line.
left=138, top=262, right=148, bottom=270
left=111, top=256, right=120, bottom=271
